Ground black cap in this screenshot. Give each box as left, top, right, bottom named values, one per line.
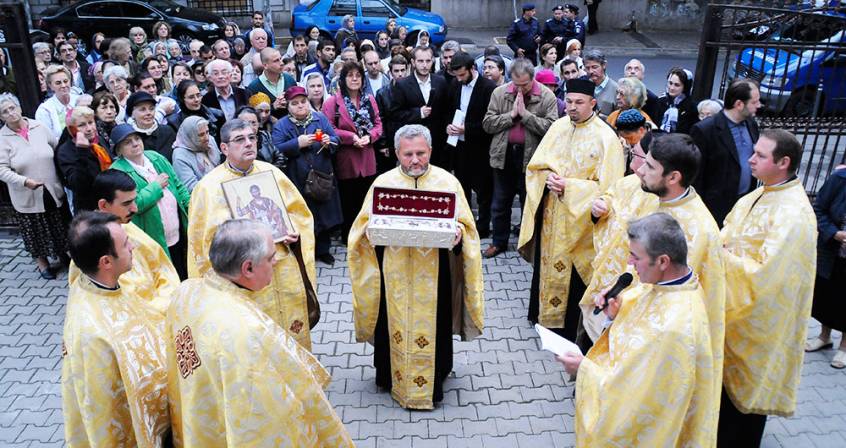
left=522, top=3, right=535, bottom=11
left=125, top=91, right=156, bottom=117
left=565, top=3, right=579, bottom=13
left=566, top=78, right=595, bottom=97
left=552, top=5, right=564, bottom=12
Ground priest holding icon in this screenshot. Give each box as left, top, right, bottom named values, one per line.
left=347, top=124, right=484, bottom=410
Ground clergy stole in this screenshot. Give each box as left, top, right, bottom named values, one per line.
left=348, top=166, right=484, bottom=410
left=519, top=114, right=624, bottom=328
left=187, top=161, right=317, bottom=350
left=62, top=276, right=170, bottom=448
left=166, top=273, right=354, bottom=447
left=68, top=222, right=179, bottom=314
left=575, top=279, right=718, bottom=447
left=721, top=179, right=817, bottom=416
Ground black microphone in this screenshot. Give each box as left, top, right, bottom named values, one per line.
left=593, top=273, right=634, bottom=315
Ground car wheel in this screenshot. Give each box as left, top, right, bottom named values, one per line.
left=784, top=87, right=824, bottom=117
left=176, top=33, right=195, bottom=55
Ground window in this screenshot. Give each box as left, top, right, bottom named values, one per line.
left=76, top=2, right=122, bottom=18
left=361, top=0, right=390, bottom=16
left=121, top=2, right=158, bottom=18
left=329, top=0, right=357, bottom=17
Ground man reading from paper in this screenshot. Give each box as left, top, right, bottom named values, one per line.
left=187, top=118, right=318, bottom=350
left=581, top=134, right=726, bottom=390
left=63, top=211, right=170, bottom=447
left=558, top=213, right=718, bottom=447
left=718, top=129, right=817, bottom=446
left=68, top=169, right=180, bottom=314
left=167, top=219, right=353, bottom=447
left=348, top=124, right=484, bottom=410
left=519, top=77, right=624, bottom=344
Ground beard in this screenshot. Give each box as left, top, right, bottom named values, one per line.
left=401, top=163, right=428, bottom=178
left=640, top=179, right=668, bottom=197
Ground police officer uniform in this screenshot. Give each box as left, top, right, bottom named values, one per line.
left=542, top=5, right=585, bottom=61
left=506, top=3, right=541, bottom=63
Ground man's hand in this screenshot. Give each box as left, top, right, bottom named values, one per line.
left=74, top=132, right=90, bottom=148
left=511, top=91, right=526, bottom=119
left=24, top=178, right=44, bottom=190
left=281, top=232, right=300, bottom=245
left=553, top=36, right=563, bottom=43
left=155, top=173, right=170, bottom=189
left=555, top=352, right=584, bottom=376
left=516, top=48, right=525, bottom=57
left=595, top=285, right=622, bottom=320
left=162, top=101, right=175, bottom=115
left=446, top=123, right=465, bottom=136
left=546, top=172, right=566, bottom=194
left=421, top=105, right=432, bottom=118
left=273, top=95, right=287, bottom=110
left=297, top=134, right=315, bottom=148
left=591, top=198, right=609, bottom=218
left=834, top=230, right=846, bottom=244
left=452, top=226, right=462, bottom=247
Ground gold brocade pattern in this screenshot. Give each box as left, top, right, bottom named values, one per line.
left=575, top=279, right=718, bottom=447
left=62, top=276, right=170, bottom=448
left=68, top=222, right=179, bottom=314
left=166, top=273, right=353, bottom=447
left=721, top=179, right=817, bottom=416
left=518, top=114, right=625, bottom=328
left=347, top=166, right=484, bottom=410
left=186, top=161, right=317, bottom=351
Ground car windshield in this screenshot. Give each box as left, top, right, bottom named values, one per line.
left=381, top=0, right=408, bottom=16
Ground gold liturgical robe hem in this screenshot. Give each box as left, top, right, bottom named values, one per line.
left=166, top=273, right=353, bottom=447
left=721, top=179, right=817, bottom=416
left=348, top=166, right=484, bottom=410
left=187, top=161, right=317, bottom=350
left=518, top=114, right=624, bottom=328
left=68, top=222, right=179, bottom=314
left=62, top=276, right=170, bottom=448
left=575, top=278, right=718, bottom=448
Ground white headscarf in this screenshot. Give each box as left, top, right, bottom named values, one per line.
left=301, top=72, right=329, bottom=112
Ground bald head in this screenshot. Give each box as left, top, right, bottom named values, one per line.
left=624, top=59, right=645, bottom=81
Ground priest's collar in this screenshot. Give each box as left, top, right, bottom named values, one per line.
left=398, top=164, right=431, bottom=181
left=661, top=187, right=691, bottom=204
left=226, top=161, right=255, bottom=176
left=657, top=267, right=693, bottom=286
left=763, top=175, right=799, bottom=190
left=205, top=271, right=257, bottom=299
left=571, top=113, right=596, bottom=128
left=80, top=274, right=121, bottom=294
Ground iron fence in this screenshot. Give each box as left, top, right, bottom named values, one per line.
left=187, top=0, right=254, bottom=18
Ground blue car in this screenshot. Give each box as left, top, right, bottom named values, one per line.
left=732, top=5, right=846, bottom=115
left=291, top=0, right=447, bottom=47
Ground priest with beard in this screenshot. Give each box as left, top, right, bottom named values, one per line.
left=347, top=124, right=484, bottom=410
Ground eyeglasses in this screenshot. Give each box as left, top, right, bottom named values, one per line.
left=226, top=134, right=258, bottom=145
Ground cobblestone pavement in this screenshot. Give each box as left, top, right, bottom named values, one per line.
left=1, top=234, right=845, bottom=447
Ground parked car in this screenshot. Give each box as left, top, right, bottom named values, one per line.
left=731, top=4, right=846, bottom=116
left=38, top=0, right=225, bottom=52
left=291, top=0, right=448, bottom=47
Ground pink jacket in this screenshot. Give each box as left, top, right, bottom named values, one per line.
left=322, top=93, right=383, bottom=180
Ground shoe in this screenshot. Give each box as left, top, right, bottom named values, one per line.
left=511, top=224, right=521, bottom=236
left=805, top=337, right=833, bottom=352
left=831, top=350, right=846, bottom=369
left=483, top=245, right=505, bottom=258
left=37, top=267, right=56, bottom=280
left=317, top=253, right=335, bottom=265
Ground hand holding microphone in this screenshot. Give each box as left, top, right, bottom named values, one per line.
left=593, top=273, right=633, bottom=318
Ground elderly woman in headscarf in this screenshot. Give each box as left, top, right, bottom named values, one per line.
left=302, top=72, right=328, bottom=113
left=607, top=77, right=655, bottom=129
left=171, top=115, right=221, bottom=192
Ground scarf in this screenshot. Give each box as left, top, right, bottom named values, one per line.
left=96, top=119, right=116, bottom=149
left=289, top=111, right=315, bottom=129
left=174, top=115, right=219, bottom=175
left=660, top=94, right=686, bottom=133
left=130, top=117, right=159, bottom=135
left=342, top=94, right=374, bottom=136
left=70, top=126, right=112, bottom=171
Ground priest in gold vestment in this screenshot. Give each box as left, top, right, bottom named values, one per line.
left=186, top=119, right=317, bottom=350
left=63, top=211, right=171, bottom=447
left=68, top=170, right=180, bottom=314
left=519, top=78, right=624, bottom=342
left=167, top=219, right=352, bottom=447
left=348, top=125, right=484, bottom=410
left=718, top=130, right=818, bottom=446
left=559, top=213, right=718, bottom=447
left=581, top=134, right=726, bottom=399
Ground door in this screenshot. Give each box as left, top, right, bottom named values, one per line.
left=75, top=1, right=125, bottom=39
left=119, top=1, right=162, bottom=36
left=359, top=0, right=392, bottom=40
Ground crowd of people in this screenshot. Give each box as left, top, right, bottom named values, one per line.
left=0, top=2, right=843, bottom=447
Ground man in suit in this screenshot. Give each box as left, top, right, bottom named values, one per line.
left=202, top=59, right=250, bottom=122
left=446, top=52, right=497, bottom=238
left=58, top=41, right=94, bottom=94
left=390, top=46, right=449, bottom=169
left=375, top=55, right=409, bottom=174
left=690, top=78, right=761, bottom=226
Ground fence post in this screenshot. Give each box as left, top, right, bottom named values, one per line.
left=693, top=3, right=721, bottom=103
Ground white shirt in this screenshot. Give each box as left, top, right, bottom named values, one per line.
left=415, top=73, right=432, bottom=105
left=367, top=74, right=385, bottom=95
left=34, top=94, right=80, bottom=139
left=215, top=86, right=236, bottom=120
left=457, top=73, right=478, bottom=142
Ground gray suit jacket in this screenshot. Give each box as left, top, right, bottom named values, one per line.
left=595, top=77, right=618, bottom=118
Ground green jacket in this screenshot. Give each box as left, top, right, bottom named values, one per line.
left=110, top=151, right=190, bottom=257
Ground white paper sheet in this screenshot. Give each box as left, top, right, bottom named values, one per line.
left=446, top=109, right=465, bottom=147
left=535, top=324, right=583, bottom=356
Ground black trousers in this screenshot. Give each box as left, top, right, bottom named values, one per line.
left=491, top=144, right=526, bottom=249
left=453, top=140, right=493, bottom=235
left=169, top=224, right=188, bottom=281
left=717, top=387, right=767, bottom=447
left=587, top=2, right=600, bottom=34
left=338, top=175, right=375, bottom=242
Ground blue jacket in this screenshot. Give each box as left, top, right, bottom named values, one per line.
left=815, top=168, right=846, bottom=279
left=506, top=17, right=540, bottom=59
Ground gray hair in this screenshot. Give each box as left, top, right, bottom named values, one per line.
left=583, top=49, right=607, bottom=66
left=627, top=213, right=688, bottom=266
left=103, top=65, right=129, bottom=83
left=616, top=77, right=647, bottom=109
left=32, top=42, right=50, bottom=53
left=509, top=57, right=535, bottom=79
left=220, top=118, right=252, bottom=144
left=205, top=58, right=233, bottom=76
left=0, top=93, right=21, bottom=108
left=697, top=99, right=723, bottom=115
left=394, top=124, right=432, bottom=149
left=441, top=40, right=461, bottom=54
left=209, top=219, right=272, bottom=278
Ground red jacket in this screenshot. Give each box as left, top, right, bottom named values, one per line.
left=322, top=93, right=383, bottom=180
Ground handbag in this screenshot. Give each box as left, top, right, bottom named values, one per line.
left=304, top=165, right=334, bottom=202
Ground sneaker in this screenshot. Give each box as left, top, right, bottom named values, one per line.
left=317, top=253, right=335, bottom=265
left=482, top=245, right=505, bottom=258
